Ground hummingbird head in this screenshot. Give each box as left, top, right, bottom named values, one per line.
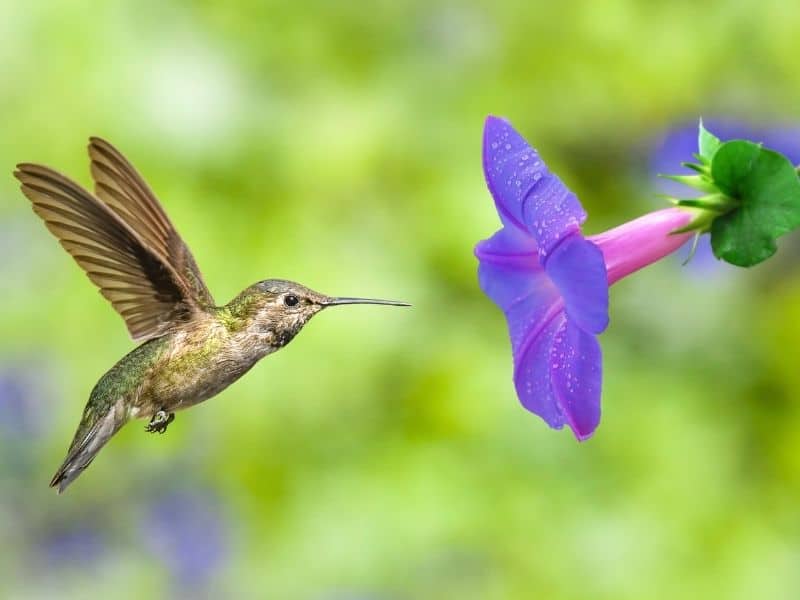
left=228, top=279, right=410, bottom=349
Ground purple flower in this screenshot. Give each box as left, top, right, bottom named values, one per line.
left=475, top=116, right=693, bottom=439
left=38, top=524, right=106, bottom=568
left=0, top=365, right=48, bottom=439
left=143, top=488, right=227, bottom=590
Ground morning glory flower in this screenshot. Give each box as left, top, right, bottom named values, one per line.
left=475, top=116, right=694, bottom=440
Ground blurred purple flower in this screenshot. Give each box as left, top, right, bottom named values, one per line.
left=0, top=367, right=44, bottom=438
left=39, top=524, right=106, bottom=568
left=144, top=488, right=227, bottom=590
left=476, top=117, right=692, bottom=439
left=651, top=119, right=800, bottom=269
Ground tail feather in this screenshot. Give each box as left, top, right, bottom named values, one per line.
left=50, top=400, right=126, bottom=494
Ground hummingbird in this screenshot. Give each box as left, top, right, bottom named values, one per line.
left=14, top=138, right=409, bottom=493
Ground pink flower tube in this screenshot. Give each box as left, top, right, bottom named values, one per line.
left=589, top=208, right=694, bottom=285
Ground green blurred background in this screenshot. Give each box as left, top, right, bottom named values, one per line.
left=2, top=1, right=800, bottom=598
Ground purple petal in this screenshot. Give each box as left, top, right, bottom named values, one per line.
left=478, top=261, right=559, bottom=359
left=520, top=170, right=586, bottom=261
left=544, top=233, right=609, bottom=334
left=483, top=116, right=586, bottom=258
left=477, top=226, right=568, bottom=429
left=483, top=116, right=545, bottom=232
left=550, top=319, right=602, bottom=440
left=474, top=225, right=538, bottom=269
left=476, top=228, right=561, bottom=357
left=513, top=313, right=566, bottom=429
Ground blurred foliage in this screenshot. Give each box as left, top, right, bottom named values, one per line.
left=2, top=1, right=800, bottom=598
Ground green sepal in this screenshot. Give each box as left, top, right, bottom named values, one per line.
left=670, top=205, right=718, bottom=235
left=676, top=193, right=736, bottom=213
left=661, top=174, right=718, bottom=194
left=698, top=119, right=721, bottom=162
left=682, top=161, right=709, bottom=175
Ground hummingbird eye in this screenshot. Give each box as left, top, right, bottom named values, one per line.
left=283, top=294, right=299, bottom=307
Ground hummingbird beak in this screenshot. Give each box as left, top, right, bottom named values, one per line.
left=321, top=297, right=411, bottom=308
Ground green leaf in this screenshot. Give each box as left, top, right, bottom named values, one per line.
left=709, top=140, right=800, bottom=266
left=698, top=120, right=722, bottom=162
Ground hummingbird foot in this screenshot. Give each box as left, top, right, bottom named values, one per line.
left=145, top=410, right=175, bottom=434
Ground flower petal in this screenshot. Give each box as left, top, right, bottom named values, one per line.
left=474, top=225, right=538, bottom=269
left=483, top=116, right=586, bottom=258
left=545, top=232, right=609, bottom=334
left=476, top=228, right=560, bottom=358
left=550, top=319, right=602, bottom=440
left=521, top=172, right=587, bottom=261
left=477, top=227, right=567, bottom=429
left=513, top=313, right=566, bottom=429
left=477, top=261, right=560, bottom=360
left=482, top=116, right=543, bottom=232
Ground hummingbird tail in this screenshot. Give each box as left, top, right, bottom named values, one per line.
left=50, top=399, right=127, bottom=494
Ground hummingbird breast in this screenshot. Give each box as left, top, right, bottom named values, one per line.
left=131, top=316, right=278, bottom=417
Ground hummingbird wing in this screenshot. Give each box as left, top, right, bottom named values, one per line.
left=14, top=160, right=214, bottom=341
left=87, top=137, right=214, bottom=311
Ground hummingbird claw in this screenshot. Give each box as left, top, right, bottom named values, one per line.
left=145, top=410, right=175, bottom=434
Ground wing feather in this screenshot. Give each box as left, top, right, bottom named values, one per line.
left=14, top=161, right=208, bottom=341
left=87, top=137, right=214, bottom=307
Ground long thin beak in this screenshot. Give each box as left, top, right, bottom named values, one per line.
left=322, top=297, right=411, bottom=307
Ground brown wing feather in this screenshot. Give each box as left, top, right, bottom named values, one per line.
left=87, top=137, right=214, bottom=309
left=14, top=163, right=207, bottom=341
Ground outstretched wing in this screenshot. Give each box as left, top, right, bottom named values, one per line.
left=87, top=137, right=214, bottom=309
left=14, top=160, right=214, bottom=341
